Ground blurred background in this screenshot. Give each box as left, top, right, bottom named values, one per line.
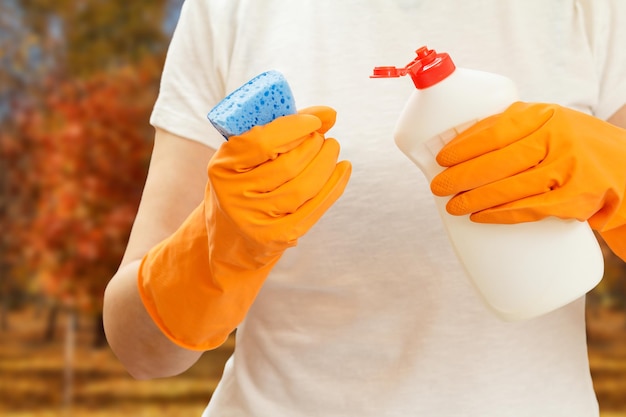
left=0, top=1, right=625, bottom=416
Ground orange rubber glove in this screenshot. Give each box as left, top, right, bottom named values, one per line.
left=430, top=102, right=626, bottom=261
left=138, top=106, right=352, bottom=350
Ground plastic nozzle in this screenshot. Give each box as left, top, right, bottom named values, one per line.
left=371, top=46, right=456, bottom=89
left=371, top=66, right=408, bottom=78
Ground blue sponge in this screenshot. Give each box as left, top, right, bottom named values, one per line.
left=207, top=70, right=296, bottom=139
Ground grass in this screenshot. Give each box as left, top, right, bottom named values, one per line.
left=0, top=307, right=233, bottom=416
left=1, top=303, right=625, bottom=416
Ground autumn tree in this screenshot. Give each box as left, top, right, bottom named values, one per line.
left=0, top=0, right=55, bottom=325
left=0, top=1, right=179, bottom=340
left=4, top=59, right=162, bottom=347
left=16, top=0, right=170, bottom=77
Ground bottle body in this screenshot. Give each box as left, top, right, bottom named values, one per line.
left=395, top=68, right=604, bottom=321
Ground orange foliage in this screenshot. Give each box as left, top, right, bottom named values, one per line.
left=8, top=60, right=161, bottom=312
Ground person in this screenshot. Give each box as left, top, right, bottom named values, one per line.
left=103, top=1, right=626, bottom=415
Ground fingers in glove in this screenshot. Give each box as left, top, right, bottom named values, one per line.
left=431, top=130, right=550, bottom=197
left=260, top=137, right=344, bottom=215
left=445, top=159, right=579, bottom=216
left=446, top=151, right=584, bottom=219
left=468, top=187, right=601, bottom=224
left=280, top=159, right=352, bottom=240
left=217, top=113, right=323, bottom=170
left=435, top=102, right=555, bottom=167
left=238, top=132, right=325, bottom=193
left=298, top=106, right=337, bottom=134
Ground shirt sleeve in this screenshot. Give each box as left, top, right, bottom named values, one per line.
left=579, top=0, right=626, bottom=120
left=149, top=0, right=237, bottom=149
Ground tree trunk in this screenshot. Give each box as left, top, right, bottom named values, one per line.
left=63, top=309, right=76, bottom=416
left=0, top=298, right=7, bottom=331
left=92, top=312, right=107, bottom=348
left=0, top=270, right=9, bottom=331
left=44, top=303, right=60, bottom=342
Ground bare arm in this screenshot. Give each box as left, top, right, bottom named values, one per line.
left=607, top=104, right=626, bottom=129
left=103, top=128, right=216, bottom=380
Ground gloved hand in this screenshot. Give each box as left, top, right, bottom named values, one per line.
left=430, top=102, right=626, bottom=260
left=138, top=106, right=352, bottom=350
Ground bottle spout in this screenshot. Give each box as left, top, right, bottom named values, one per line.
left=370, top=66, right=410, bottom=78
left=371, top=46, right=456, bottom=89
left=370, top=57, right=422, bottom=79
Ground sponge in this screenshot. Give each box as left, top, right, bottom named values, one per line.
left=207, top=70, right=296, bottom=139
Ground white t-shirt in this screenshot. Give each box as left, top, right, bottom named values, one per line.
left=150, top=1, right=626, bottom=416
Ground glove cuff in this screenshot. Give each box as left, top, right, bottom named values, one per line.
left=138, top=204, right=276, bottom=351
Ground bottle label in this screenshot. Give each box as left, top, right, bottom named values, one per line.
left=424, top=119, right=479, bottom=159
left=410, top=119, right=479, bottom=180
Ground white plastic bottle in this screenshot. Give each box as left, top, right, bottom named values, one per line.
left=372, top=46, right=604, bottom=321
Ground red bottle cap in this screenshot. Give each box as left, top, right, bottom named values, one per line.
left=371, top=46, right=456, bottom=89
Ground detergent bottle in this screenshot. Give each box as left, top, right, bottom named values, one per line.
left=372, top=46, right=604, bottom=320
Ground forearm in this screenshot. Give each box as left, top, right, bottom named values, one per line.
left=103, top=259, right=203, bottom=380
left=102, top=128, right=213, bottom=378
